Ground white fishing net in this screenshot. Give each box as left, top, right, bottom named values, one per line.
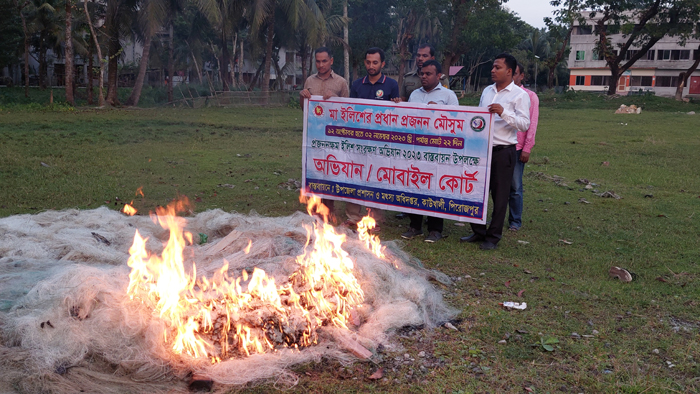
left=0, top=207, right=457, bottom=393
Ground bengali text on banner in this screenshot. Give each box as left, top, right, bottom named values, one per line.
left=302, top=96, right=494, bottom=224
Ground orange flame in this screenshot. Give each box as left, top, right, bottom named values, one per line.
left=356, top=215, right=385, bottom=260
left=126, top=194, right=386, bottom=363
left=122, top=203, right=137, bottom=216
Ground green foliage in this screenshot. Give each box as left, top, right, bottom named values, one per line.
left=0, top=0, right=23, bottom=70
left=348, top=0, right=394, bottom=70
left=533, top=336, right=559, bottom=352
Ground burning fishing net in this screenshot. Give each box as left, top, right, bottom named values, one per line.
left=0, top=197, right=457, bottom=393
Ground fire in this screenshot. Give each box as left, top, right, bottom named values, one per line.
left=122, top=203, right=137, bottom=216
left=356, top=214, right=385, bottom=260
left=126, top=195, right=384, bottom=362
left=122, top=187, right=144, bottom=215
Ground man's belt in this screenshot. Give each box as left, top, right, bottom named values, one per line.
left=492, top=144, right=516, bottom=152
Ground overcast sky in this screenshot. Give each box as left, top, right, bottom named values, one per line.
left=503, top=0, right=558, bottom=29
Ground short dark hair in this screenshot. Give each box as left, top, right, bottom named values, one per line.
left=365, top=47, right=385, bottom=62
left=421, top=60, right=442, bottom=74
left=315, top=47, right=332, bottom=58
left=516, top=62, right=525, bottom=75
left=495, top=53, right=517, bottom=75
left=418, top=43, right=435, bottom=57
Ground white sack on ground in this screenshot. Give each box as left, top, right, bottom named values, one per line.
left=0, top=207, right=457, bottom=393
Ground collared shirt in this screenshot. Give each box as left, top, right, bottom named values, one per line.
left=401, top=69, right=448, bottom=100
left=303, top=70, right=349, bottom=98
left=479, top=81, right=530, bottom=146
left=517, top=87, right=539, bottom=153
left=408, top=83, right=459, bottom=106
left=350, top=73, right=400, bottom=100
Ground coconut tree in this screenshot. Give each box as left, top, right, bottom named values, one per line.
left=103, top=0, right=138, bottom=105
left=27, top=0, right=63, bottom=89
left=248, top=0, right=321, bottom=100
left=519, top=29, right=551, bottom=88
left=82, top=0, right=105, bottom=106
left=125, top=0, right=167, bottom=106
left=196, top=0, right=247, bottom=91
left=13, top=0, right=32, bottom=97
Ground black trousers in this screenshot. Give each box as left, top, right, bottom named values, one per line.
left=470, top=144, right=516, bottom=244
left=408, top=214, right=443, bottom=233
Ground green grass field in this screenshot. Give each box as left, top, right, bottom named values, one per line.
left=1, top=95, right=699, bottom=393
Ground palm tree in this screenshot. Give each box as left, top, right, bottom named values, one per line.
left=248, top=0, right=322, bottom=100
left=519, top=29, right=550, bottom=87
left=64, top=0, right=74, bottom=104
left=125, top=0, right=167, bottom=106
left=27, top=0, right=63, bottom=89
left=196, top=0, right=247, bottom=91
left=13, top=0, right=32, bottom=97
left=83, top=0, right=105, bottom=106
left=103, top=0, right=138, bottom=105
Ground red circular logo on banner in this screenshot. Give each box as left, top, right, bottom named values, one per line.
left=313, top=105, right=324, bottom=116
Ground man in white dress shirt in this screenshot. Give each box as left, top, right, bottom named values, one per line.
left=460, top=53, right=530, bottom=250
left=401, top=60, right=459, bottom=243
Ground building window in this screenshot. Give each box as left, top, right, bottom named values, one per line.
left=575, top=76, right=585, bottom=85
left=658, top=50, right=671, bottom=60
left=655, top=76, right=688, bottom=87
left=669, top=50, right=690, bottom=60
left=574, top=25, right=593, bottom=35
left=630, top=76, right=653, bottom=87
left=576, top=51, right=585, bottom=61
left=624, top=50, right=639, bottom=60
left=695, top=50, right=700, bottom=60
left=646, top=50, right=655, bottom=60
left=591, top=76, right=611, bottom=86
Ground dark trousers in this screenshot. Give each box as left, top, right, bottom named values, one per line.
left=409, top=214, right=443, bottom=233
left=470, top=144, right=516, bottom=244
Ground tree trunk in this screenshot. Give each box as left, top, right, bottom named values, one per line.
left=167, top=23, right=174, bottom=103
left=397, top=59, right=405, bottom=94
left=84, top=0, right=104, bottom=106
left=343, top=0, right=349, bottom=82
left=220, top=30, right=230, bottom=91
left=39, top=35, right=47, bottom=89
left=238, top=39, right=244, bottom=86
left=607, top=68, right=620, bottom=95
left=87, top=43, right=94, bottom=104
left=249, top=60, right=264, bottom=90
left=106, top=16, right=121, bottom=105
left=548, top=26, right=573, bottom=89
left=300, top=45, right=307, bottom=83
left=229, top=33, right=237, bottom=89
left=675, top=44, right=700, bottom=101
left=191, top=51, right=203, bottom=84
left=262, top=10, right=275, bottom=104
left=18, top=4, right=29, bottom=97
left=126, top=31, right=152, bottom=106
left=65, top=0, right=74, bottom=105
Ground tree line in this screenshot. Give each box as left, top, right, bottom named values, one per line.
left=1, top=0, right=698, bottom=106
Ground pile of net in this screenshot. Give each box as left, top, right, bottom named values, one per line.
left=0, top=207, right=457, bottom=393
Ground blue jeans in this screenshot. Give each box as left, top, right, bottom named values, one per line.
left=508, top=150, right=525, bottom=229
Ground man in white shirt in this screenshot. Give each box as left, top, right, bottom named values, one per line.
left=401, top=60, right=459, bottom=243
left=460, top=53, right=530, bottom=250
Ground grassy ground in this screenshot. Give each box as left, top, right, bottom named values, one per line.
left=1, top=99, right=699, bottom=393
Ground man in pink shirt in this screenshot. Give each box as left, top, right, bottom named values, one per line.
left=509, top=63, right=539, bottom=231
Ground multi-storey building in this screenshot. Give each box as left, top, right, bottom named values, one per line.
left=568, top=15, right=700, bottom=97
